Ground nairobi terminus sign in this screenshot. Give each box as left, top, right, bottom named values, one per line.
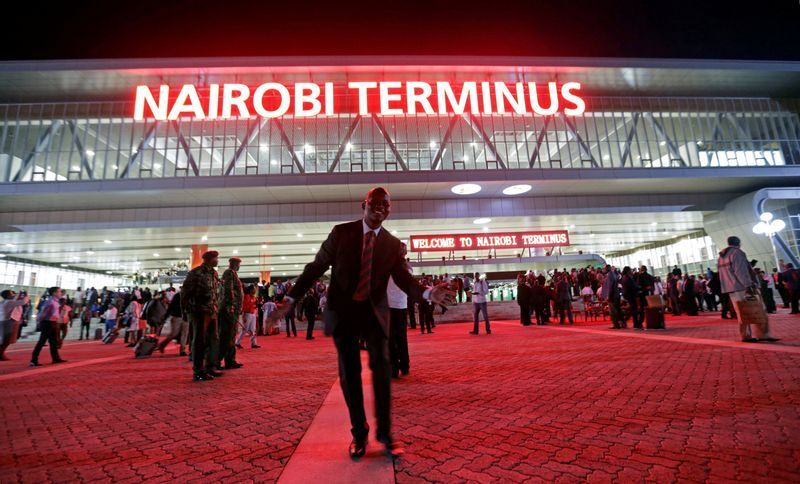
left=409, top=230, right=570, bottom=252
left=133, top=81, right=586, bottom=120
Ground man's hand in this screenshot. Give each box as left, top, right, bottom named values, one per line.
left=429, top=282, right=457, bottom=306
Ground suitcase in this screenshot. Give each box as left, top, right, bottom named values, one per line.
left=134, top=335, right=158, bottom=358
left=645, top=307, right=665, bottom=330
left=94, top=328, right=104, bottom=340
left=102, top=330, right=118, bottom=344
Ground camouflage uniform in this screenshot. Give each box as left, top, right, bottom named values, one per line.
left=181, top=264, right=221, bottom=375
left=218, top=267, right=243, bottom=367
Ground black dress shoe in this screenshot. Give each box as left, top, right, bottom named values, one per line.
left=469, top=331, right=478, bottom=335
left=759, top=337, right=781, bottom=342
left=742, top=337, right=759, bottom=343
left=193, top=373, right=212, bottom=381
left=52, top=359, right=68, bottom=364
left=227, top=362, right=244, bottom=369
left=377, top=436, right=404, bottom=459
left=29, top=361, right=42, bottom=367
left=349, top=438, right=367, bottom=458
left=207, top=369, right=224, bottom=377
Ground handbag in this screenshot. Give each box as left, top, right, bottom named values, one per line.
left=737, top=293, right=768, bottom=330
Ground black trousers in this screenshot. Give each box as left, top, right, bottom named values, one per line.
left=720, top=293, right=737, bottom=318
left=532, top=304, right=546, bottom=324
left=305, top=311, right=316, bottom=339
left=519, top=303, right=531, bottom=326
left=218, top=310, right=238, bottom=367
left=79, top=322, right=90, bottom=339
left=31, top=321, right=61, bottom=363
left=418, top=302, right=432, bottom=333
left=628, top=297, right=643, bottom=328
left=285, top=314, right=297, bottom=336
left=407, top=304, right=417, bottom=329
left=389, top=308, right=410, bottom=374
left=334, top=301, right=392, bottom=442
left=190, top=313, right=219, bottom=374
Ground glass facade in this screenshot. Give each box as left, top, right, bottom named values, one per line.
left=1, top=96, right=798, bottom=183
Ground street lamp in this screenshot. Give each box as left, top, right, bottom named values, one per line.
left=752, top=212, right=786, bottom=269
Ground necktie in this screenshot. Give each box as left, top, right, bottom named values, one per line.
left=353, top=231, right=376, bottom=301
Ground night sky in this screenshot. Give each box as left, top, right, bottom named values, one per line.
left=2, top=0, right=799, bottom=61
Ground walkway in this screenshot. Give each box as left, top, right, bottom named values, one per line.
left=1, top=310, right=799, bottom=482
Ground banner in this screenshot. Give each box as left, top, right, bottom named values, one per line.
left=409, top=230, right=570, bottom=252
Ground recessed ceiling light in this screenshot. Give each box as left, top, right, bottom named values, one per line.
left=60, top=263, right=68, bottom=267
left=451, top=183, right=481, bottom=195
left=253, top=260, right=259, bottom=264
left=259, top=145, right=268, bottom=152
left=0, top=254, right=5, bottom=258
left=281, top=256, right=286, bottom=260
left=602, top=154, right=610, bottom=160
left=391, top=230, right=398, bottom=235
left=651, top=222, right=658, bottom=226
left=261, top=244, right=268, bottom=249
left=174, top=247, right=181, bottom=251
left=589, top=233, right=595, bottom=237
left=5, top=243, right=16, bottom=248
left=153, top=253, right=160, bottom=257
left=270, top=267, right=275, bottom=270
left=103, top=239, right=112, bottom=244
left=86, top=150, right=95, bottom=156
left=473, top=218, right=492, bottom=224
left=482, top=226, right=489, bottom=232
left=502, top=184, right=532, bottom=196
left=346, top=142, right=353, bottom=150
left=429, top=140, right=437, bottom=148
left=153, top=163, right=162, bottom=169
left=86, top=250, right=95, bottom=255
left=297, top=233, right=303, bottom=238
left=106, top=270, right=112, bottom=274
left=282, top=272, right=287, bottom=276
left=294, top=264, right=299, bottom=268
left=270, top=159, right=277, bottom=166
left=201, top=235, right=208, bottom=241
left=310, top=247, right=316, bottom=251
left=232, top=250, right=238, bottom=254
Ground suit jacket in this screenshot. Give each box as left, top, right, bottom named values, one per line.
left=288, top=220, right=426, bottom=337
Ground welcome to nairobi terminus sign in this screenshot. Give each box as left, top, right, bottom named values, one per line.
left=133, top=81, right=586, bottom=121
left=409, top=230, right=570, bottom=252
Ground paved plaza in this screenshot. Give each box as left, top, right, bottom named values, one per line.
left=2, top=309, right=800, bottom=483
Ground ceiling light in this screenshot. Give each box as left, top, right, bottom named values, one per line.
left=153, top=163, right=162, bottom=169
left=270, top=159, right=277, bottom=166
left=201, top=235, right=208, bottom=241
left=71, top=165, right=80, bottom=171
left=261, top=244, right=268, bottom=249
left=282, top=272, right=287, bottom=276
left=103, top=239, right=112, bottom=244
left=660, top=141, right=667, bottom=146
left=111, top=164, right=118, bottom=169
left=294, top=264, right=299, bottom=268
left=259, top=145, right=268, bottom=152
left=0, top=254, right=5, bottom=258
left=270, top=266, right=275, bottom=270
left=589, top=233, right=595, bottom=237
left=60, top=263, right=68, bottom=267
left=303, top=143, right=314, bottom=153
left=651, top=222, right=658, bottom=226
left=429, top=141, right=437, bottom=149
left=602, top=154, right=610, bottom=160
left=451, top=183, right=481, bottom=195
left=4, top=243, right=15, bottom=248
left=153, top=253, right=160, bottom=257
left=297, top=233, right=303, bottom=238
left=502, top=184, right=532, bottom=196
left=173, top=247, right=181, bottom=252
left=470, top=141, right=477, bottom=147
left=86, top=150, right=95, bottom=156
left=391, top=230, right=398, bottom=235
left=281, top=256, right=286, bottom=260
left=106, top=271, right=112, bottom=274
left=569, top=224, right=575, bottom=229
left=473, top=218, right=492, bottom=224
left=482, top=226, right=489, bottom=232
left=86, top=250, right=95, bottom=255
left=253, top=259, right=259, bottom=264
left=232, top=250, right=238, bottom=254
left=346, top=142, right=353, bottom=150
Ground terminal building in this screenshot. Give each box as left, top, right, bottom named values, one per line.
left=0, top=56, right=798, bottom=289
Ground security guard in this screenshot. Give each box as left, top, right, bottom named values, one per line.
left=181, top=250, right=223, bottom=381
left=218, top=257, right=244, bottom=370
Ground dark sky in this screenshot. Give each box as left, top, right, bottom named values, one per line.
left=3, top=0, right=799, bottom=61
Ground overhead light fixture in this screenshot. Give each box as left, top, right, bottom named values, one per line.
left=86, top=150, right=95, bottom=156
left=303, top=143, right=314, bottom=153
left=103, top=239, right=112, bottom=244
left=270, top=266, right=275, bottom=270
left=154, top=163, right=162, bottom=169
left=346, top=142, right=353, bottom=150
left=297, top=233, right=303, bottom=238
left=0, top=254, right=5, bottom=258
left=282, top=272, right=287, bottom=276
left=261, top=244, right=268, bottom=249
left=60, top=263, right=68, bottom=267
left=429, top=140, right=437, bottom=148
left=502, top=184, right=532, bottom=196
left=111, top=164, right=118, bottom=169
left=153, top=253, right=160, bottom=257
left=281, top=256, right=286, bottom=260
left=473, top=218, right=492, bottom=224
left=602, top=154, right=610, bottom=160
left=569, top=224, right=575, bottom=229
left=86, top=250, right=95, bottom=255
left=232, top=250, right=238, bottom=254
left=201, top=235, right=208, bottom=241
left=270, top=159, right=278, bottom=166
left=451, top=183, right=481, bottom=195
left=294, top=264, right=299, bottom=268
left=4, top=243, right=15, bottom=248
left=482, top=226, right=489, bottom=232
left=589, top=233, right=595, bottom=237
left=259, top=145, right=268, bottom=152
left=391, top=230, right=398, bottom=235
left=106, top=271, right=112, bottom=274
left=651, top=222, right=658, bottom=226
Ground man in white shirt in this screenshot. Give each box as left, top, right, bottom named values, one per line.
left=261, top=299, right=277, bottom=335
left=387, top=243, right=411, bottom=378
left=1, top=289, right=30, bottom=360
left=470, top=272, right=491, bottom=334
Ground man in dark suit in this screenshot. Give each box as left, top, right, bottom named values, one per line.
left=269, top=187, right=454, bottom=459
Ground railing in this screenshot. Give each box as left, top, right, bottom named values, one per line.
left=1, top=96, right=798, bottom=183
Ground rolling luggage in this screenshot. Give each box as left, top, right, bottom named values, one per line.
left=134, top=335, right=158, bottom=358
left=645, top=307, right=665, bottom=330
left=94, top=328, right=103, bottom=340
left=102, top=329, right=118, bottom=344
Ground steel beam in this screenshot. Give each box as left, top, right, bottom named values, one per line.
left=371, top=114, right=408, bottom=171
left=643, top=113, right=687, bottom=167
left=225, top=118, right=267, bottom=176
left=67, top=121, right=95, bottom=179
left=120, top=122, right=159, bottom=179
left=467, top=114, right=506, bottom=169
left=12, top=120, right=63, bottom=182
left=563, top=117, right=599, bottom=167
left=619, top=113, right=640, bottom=167
left=431, top=115, right=460, bottom=170
left=528, top=116, right=552, bottom=168
left=272, top=118, right=305, bottom=174
left=171, top=121, right=200, bottom=176
left=328, top=115, right=362, bottom=172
